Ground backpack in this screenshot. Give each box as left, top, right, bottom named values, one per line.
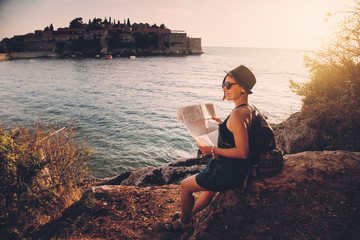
left=248, top=105, right=284, bottom=178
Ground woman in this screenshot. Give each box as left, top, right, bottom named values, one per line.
left=164, top=65, right=257, bottom=231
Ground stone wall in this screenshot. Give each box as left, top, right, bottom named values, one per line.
left=168, top=33, right=203, bottom=54
left=169, top=33, right=188, bottom=53
left=24, top=41, right=57, bottom=51
left=188, top=37, right=203, bottom=54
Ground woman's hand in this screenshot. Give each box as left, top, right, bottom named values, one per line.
left=198, top=144, right=213, bottom=156
left=212, top=116, right=223, bottom=124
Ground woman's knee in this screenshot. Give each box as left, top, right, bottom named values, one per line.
left=180, top=175, right=193, bottom=190
left=181, top=175, right=199, bottom=192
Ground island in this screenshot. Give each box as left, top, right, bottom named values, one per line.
left=0, top=17, right=203, bottom=60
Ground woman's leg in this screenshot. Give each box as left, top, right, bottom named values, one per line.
left=180, top=175, right=212, bottom=224
left=165, top=175, right=216, bottom=230
left=191, top=191, right=216, bottom=216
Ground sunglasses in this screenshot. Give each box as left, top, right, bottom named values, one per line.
left=222, top=81, right=239, bottom=90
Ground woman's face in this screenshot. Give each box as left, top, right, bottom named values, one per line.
left=222, top=75, right=244, bottom=101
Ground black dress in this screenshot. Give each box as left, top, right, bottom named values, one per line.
left=195, top=105, right=252, bottom=191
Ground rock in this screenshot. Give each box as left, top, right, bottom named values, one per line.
left=96, top=156, right=210, bottom=187
left=249, top=150, right=360, bottom=189
left=191, top=150, right=360, bottom=240
left=34, top=151, right=360, bottom=240
left=272, top=111, right=359, bottom=154
left=33, top=184, right=184, bottom=240
left=273, top=112, right=317, bottom=154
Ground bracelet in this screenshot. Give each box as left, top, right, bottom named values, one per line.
left=212, top=147, right=218, bottom=159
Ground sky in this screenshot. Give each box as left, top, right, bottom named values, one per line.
left=0, top=0, right=354, bottom=50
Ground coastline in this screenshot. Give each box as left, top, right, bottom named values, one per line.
left=32, top=150, right=360, bottom=240
left=0, top=49, right=203, bottom=61
left=0, top=51, right=58, bottom=61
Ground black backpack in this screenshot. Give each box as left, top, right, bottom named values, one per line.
left=248, top=105, right=284, bottom=178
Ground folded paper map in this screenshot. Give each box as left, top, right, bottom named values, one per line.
left=177, top=103, right=219, bottom=146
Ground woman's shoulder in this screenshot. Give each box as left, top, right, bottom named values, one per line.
left=230, top=106, right=251, bottom=122
left=232, top=105, right=252, bottom=117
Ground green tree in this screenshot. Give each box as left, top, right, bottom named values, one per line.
left=290, top=1, right=360, bottom=151
left=69, top=17, right=83, bottom=29
left=90, top=18, right=103, bottom=30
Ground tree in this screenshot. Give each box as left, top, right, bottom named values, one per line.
left=0, top=122, right=91, bottom=237
left=49, top=24, right=54, bottom=31
left=290, top=1, right=360, bottom=151
left=69, top=17, right=83, bottom=29
left=127, top=18, right=131, bottom=26
left=89, top=18, right=103, bottom=30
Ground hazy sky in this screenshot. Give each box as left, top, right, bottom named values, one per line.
left=0, top=0, right=353, bottom=49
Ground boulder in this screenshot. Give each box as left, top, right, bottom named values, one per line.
left=273, top=112, right=317, bottom=154
left=272, top=111, right=359, bottom=154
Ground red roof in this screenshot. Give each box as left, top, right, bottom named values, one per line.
left=42, top=35, right=56, bottom=39
left=107, top=28, right=122, bottom=31
left=57, top=28, right=85, bottom=32
left=133, top=29, right=149, bottom=33
left=25, top=36, right=40, bottom=40
left=55, top=34, right=69, bottom=38
left=158, top=29, right=171, bottom=34
left=90, top=30, right=106, bottom=33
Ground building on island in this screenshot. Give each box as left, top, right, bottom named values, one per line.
left=0, top=18, right=203, bottom=58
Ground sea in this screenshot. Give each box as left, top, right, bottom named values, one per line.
left=0, top=47, right=309, bottom=178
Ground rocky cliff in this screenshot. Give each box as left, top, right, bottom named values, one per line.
left=33, top=150, right=360, bottom=240
left=272, top=111, right=359, bottom=154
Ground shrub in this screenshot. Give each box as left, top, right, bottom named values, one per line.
left=0, top=122, right=92, bottom=238
left=290, top=2, right=360, bottom=151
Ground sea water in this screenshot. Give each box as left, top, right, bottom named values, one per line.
left=0, top=47, right=309, bottom=178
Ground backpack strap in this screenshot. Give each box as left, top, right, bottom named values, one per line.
left=234, top=104, right=257, bottom=120
left=233, top=104, right=256, bottom=132
left=252, top=105, right=268, bottom=120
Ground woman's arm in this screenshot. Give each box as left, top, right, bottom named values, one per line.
left=199, top=108, right=250, bottom=159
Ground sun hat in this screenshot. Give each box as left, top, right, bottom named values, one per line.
left=224, top=65, right=256, bottom=94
